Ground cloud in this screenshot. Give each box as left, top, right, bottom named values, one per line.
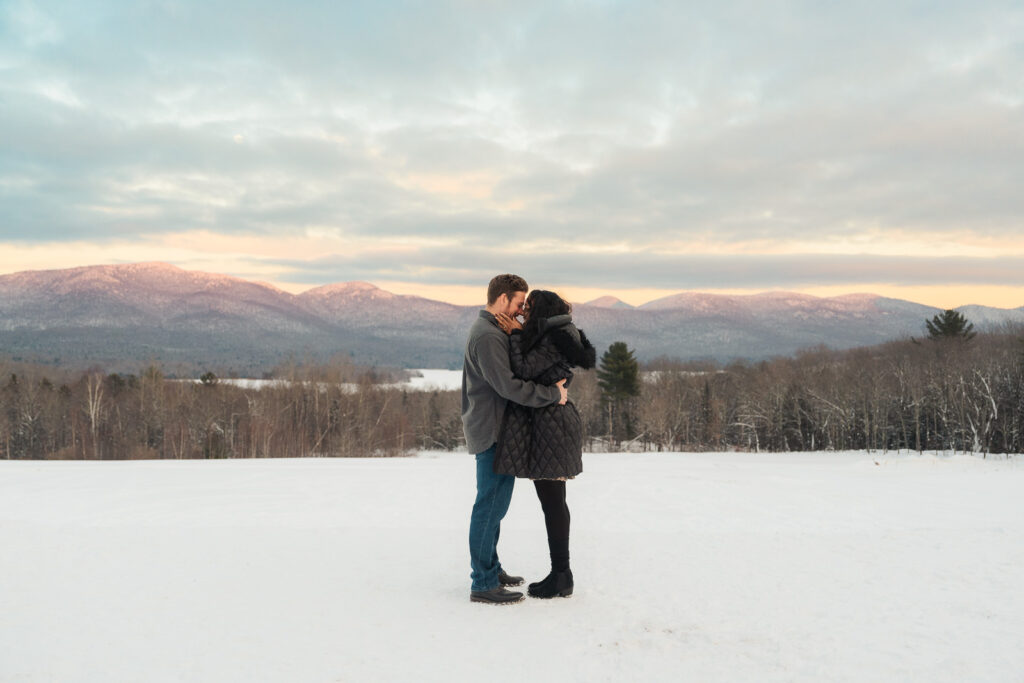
left=1, top=0, right=1023, bottom=295
left=268, top=249, right=1024, bottom=291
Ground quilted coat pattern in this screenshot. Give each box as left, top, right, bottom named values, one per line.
left=494, top=315, right=596, bottom=480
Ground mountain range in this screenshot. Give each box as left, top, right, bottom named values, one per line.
left=1, top=263, right=1022, bottom=374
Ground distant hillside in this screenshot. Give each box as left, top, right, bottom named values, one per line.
left=1, top=263, right=1022, bottom=372
left=584, top=296, right=634, bottom=309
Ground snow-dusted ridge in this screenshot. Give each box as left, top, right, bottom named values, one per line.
left=2, top=263, right=1023, bottom=369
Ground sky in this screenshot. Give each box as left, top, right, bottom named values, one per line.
left=1, top=0, right=1022, bottom=307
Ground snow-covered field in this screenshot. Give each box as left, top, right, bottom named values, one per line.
left=2, top=451, right=1022, bottom=682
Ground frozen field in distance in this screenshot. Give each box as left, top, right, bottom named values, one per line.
left=2, top=451, right=1022, bottom=682
left=188, top=369, right=463, bottom=392
left=399, top=368, right=462, bottom=391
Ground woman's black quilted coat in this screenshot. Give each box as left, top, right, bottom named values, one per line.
left=494, top=314, right=596, bottom=479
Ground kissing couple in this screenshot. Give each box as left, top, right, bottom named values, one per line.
left=461, top=273, right=596, bottom=604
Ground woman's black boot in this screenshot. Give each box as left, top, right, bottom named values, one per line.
left=527, top=568, right=573, bottom=598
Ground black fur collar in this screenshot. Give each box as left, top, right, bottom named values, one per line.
left=521, top=314, right=596, bottom=369
left=521, top=313, right=571, bottom=350
left=551, top=326, right=597, bottom=369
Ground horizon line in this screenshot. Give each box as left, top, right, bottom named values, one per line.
left=1, top=261, right=1022, bottom=312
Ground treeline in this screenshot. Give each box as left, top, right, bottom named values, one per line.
left=0, top=361, right=461, bottom=460
left=589, top=326, right=1024, bottom=455
left=3, top=326, right=1023, bottom=459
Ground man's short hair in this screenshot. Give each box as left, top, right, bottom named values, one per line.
left=487, top=274, right=528, bottom=305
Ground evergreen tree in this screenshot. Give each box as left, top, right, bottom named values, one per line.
left=925, top=309, right=976, bottom=341
left=597, top=342, right=640, bottom=445
left=597, top=342, right=640, bottom=400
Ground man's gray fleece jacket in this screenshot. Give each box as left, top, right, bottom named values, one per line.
left=461, top=310, right=562, bottom=454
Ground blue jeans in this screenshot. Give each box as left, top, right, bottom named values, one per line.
left=469, top=444, right=515, bottom=592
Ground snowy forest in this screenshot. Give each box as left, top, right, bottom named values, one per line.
left=2, top=322, right=1022, bottom=459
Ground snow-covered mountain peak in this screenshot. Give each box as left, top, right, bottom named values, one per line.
left=750, top=291, right=819, bottom=303
left=639, top=290, right=885, bottom=313
left=300, top=281, right=397, bottom=300
left=584, top=296, right=634, bottom=309
left=0, top=262, right=288, bottom=300
left=828, top=293, right=881, bottom=305
left=639, top=292, right=746, bottom=312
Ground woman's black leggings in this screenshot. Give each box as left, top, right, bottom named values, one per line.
left=534, top=479, right=571, bottom=571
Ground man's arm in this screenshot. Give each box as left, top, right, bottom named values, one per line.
left=475, top=334, right=566, bottom=407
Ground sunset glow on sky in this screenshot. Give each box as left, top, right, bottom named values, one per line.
left=2, top=1, right=1022, bottom=308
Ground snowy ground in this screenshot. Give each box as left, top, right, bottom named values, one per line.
left=2, top=451, right=1022, bottom=683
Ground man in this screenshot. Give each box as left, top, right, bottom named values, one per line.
left=462, top=274, right=567, bottom=604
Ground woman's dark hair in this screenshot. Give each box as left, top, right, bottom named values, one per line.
left=520, top=290, right=572, bottom=349
left=525, top=290, right=572, bottom=321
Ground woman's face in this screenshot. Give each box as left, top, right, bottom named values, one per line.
left=522, top=296, right=535, bottom=322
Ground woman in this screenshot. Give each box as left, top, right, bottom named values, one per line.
left=493, top=290, right=596, bottom=598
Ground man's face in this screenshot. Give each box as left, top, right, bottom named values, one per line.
left=502, top=291, right=527, bottom=318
